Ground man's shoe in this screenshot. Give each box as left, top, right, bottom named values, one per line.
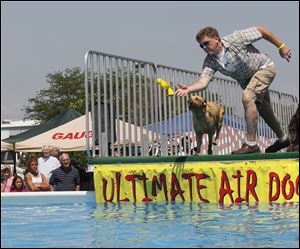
left=265, top=138, right=291, bottom=153
left=231, top=143, right=261, bottom=154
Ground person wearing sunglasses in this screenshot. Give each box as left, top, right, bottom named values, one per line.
left=175, top=26, right=292, bottom=154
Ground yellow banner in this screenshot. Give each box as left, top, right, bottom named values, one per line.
left=94, top=160, right=299, bottom=204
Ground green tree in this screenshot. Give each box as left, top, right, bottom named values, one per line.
left=23, top=66, right=153, bottom=124
left=23, top=67, right=87, bottom=170
left=23, top=67, right=85, bottom=122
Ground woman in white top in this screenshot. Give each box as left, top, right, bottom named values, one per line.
left=25, top=156, right=50, bottom=191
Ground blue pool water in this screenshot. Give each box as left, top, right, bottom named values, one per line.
left=1, top=201, right=299, bottom=248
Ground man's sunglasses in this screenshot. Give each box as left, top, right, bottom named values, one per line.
left=199, top=39, right=212, bottom=49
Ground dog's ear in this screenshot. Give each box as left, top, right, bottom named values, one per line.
left=203, top=98, right=207, bottom=107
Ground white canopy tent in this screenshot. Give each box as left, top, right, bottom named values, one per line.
left=2, top=112, right=156, bottom=153
left=114, top=119, right=158, bottom=146
left=2, top=111, right=92, bottom=152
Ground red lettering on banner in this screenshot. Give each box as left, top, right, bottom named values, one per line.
left=182, top=173, right=209, bottom=202
left=97, top=169, right=298, bottom=203
left=125, top=174, right=137, bottom=202
left=269, top=172, right=298, bottom=202
left=52, top=133, right=64, bottom=139
left=116, top=172, right=129, bottom=202
left=269, top=172, right=280, bottom=201
left=296, top=176, right=299, bottom=196
left=232, top=170, right=245, bottom=203
left=52, top=131, right=93, bottom=140
left=281, top=174, right=294, bottom=200
left=245, top=170, right=259, bottom=202
left=125, top=173, right=153, bottom=202
left=102, top=177, right=114, bottom=202
left=182, top=173, right=194, bottom=201
left=152, top=174, right=168, bottom=201
left=140, top=173, right=153, bottom=202
left=219, top=171, right=234, bottom=204
left=63, top=133, right=73, bottom=140
left=74, top=132, right=85, bottom=139
left=170, top=173, right=185, bottom=201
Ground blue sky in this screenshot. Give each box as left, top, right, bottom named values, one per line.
left=1, top=1, right=299, bottom=120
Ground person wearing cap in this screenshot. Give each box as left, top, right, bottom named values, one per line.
left=1, top=164, right=14, bottom=192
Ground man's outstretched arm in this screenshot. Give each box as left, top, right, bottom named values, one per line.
left=175, top=79, right=210, bottom=96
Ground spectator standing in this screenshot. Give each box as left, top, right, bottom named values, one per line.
left=1, top=165, right=14, bottom=192
left=10, top=176, right=27, bottom=192
left=38, top=145, right=60, bottom=181
left=25, top=156, right=50, bottom=191
left=49, top=153, right=80, bottom=191
left=50, top=146, right=61, bottom=159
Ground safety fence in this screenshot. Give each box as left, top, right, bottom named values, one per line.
left=84, top=51, right=298, bottom=157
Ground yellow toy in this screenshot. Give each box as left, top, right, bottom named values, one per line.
left=156, top=78, right=175, bottom=96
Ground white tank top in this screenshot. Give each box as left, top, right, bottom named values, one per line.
left=30, top=172, right=43, bottom=185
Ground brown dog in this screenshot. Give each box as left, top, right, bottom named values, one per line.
left=188, top=96, right=224, bottom=155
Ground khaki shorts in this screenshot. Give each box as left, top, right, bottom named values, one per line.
left=244, top=64, right=276, bottom=103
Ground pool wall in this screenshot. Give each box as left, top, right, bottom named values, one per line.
left=1, top=191, right=96, bottom=206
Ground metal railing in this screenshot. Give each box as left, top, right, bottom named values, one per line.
left=85, top=51, right=298, bottom=157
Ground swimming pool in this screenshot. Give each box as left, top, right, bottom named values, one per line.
left=1, top=193, right=299, bottom=248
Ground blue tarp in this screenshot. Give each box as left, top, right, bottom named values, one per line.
left=146, top=112, right=270, bottom=137
left=146, top=112, right=193, bottom=136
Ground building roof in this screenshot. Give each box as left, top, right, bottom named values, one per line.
left=1, top=119, right=40, bottom=128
